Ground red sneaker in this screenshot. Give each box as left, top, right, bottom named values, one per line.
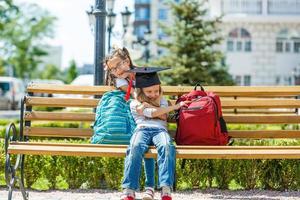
left=120, top=192, right=135, bottom=200
left=121, top=195, right=135, bottom=200
left=161, top=194, right=172, bottom=200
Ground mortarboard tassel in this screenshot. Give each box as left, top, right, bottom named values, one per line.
left=125, top=76, right=133, bottom=101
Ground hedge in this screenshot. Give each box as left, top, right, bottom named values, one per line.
left=0, top=122, right=299, bottom=191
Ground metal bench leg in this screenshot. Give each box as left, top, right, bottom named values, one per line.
left=8, top=185, right=13, bottom=200
left=173, top=158, right=177, bottom=191
left=5, top=123, right=29, bottom=200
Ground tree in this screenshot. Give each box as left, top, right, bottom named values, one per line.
left=0, top=1, right=56, bottom=79
left=153, top=0, right=234, bottom=86
left=64, top=60, right=78, bottom=84
left=40, top=64, right=61, bottom=80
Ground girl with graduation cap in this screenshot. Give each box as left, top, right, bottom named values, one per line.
left=121, top=67, right=189, bottom=200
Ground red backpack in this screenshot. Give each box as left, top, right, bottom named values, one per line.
left=175, top=84, right=229, bottom=145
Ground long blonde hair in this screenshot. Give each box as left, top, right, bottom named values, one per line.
left=135, top=86, right=163, bottom=107
left=103, top=47, right=134, bottom=86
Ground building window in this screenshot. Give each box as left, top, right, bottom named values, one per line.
left=227, top=41, right=234, bottom=51
left=276, top=29, right=300, bottom=53
left=268, top=0, right=300, bottom=15
left=227, top=28, right=252, bottom=52
left=244, top=75, right=251, bottom=86
left=135, top=8, right=150, bottom=20
left=222, top=0, right=262, bottom=15
left=235, top=75, right=242, bottom=85
left=136, top=0, right=150, bottom=3
left=134, top=25, right=148, bottom=38
left=294, top=41, right=300, bottom=53
left=158, top=9, right=168, bottom=20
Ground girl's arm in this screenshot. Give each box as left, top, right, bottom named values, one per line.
left=136, top=102, right=167, bottom=120
left=141, top=101, right=189, bottom=118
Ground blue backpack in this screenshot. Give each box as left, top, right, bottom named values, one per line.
left=91, top=90, right=136, bottom=144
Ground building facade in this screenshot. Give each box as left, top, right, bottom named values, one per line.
left=210, top=0, right=300, bottom=86
left=133, top=0, right=300, bottom=86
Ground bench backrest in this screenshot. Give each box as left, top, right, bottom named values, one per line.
left=22, top=84, right=300, bottom=140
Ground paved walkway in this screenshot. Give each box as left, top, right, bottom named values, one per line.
left=0, top=188, right=300, bottom=200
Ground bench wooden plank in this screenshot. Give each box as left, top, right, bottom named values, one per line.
left=26, top=97, right=99, bottom=108
left=223, top=109, right=295, bottom=114
left=225, top=115, right=300, bottom=124
left=25, top=111, right=300, bottom=124
left=11, top=142, right=300, bottom=149
left=26, top=97, right=300, bottom=109
left=229, top=130, right=300, bottom=138
left=24, top=127, right=300, bottom=139
left=24, top=112, right=95, bottom=121
left=27, top=84, right=300, bottom=97
left=8, top=143, right=300, bottom=159
left=24, top=127, right=92, bottom=138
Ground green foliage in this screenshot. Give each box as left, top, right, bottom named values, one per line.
left=153, top=0, right=234, bottom=86
left=0, top=122, right=300, bottom=190
left=64, top=60, right=78, bottom=84
left=0, top=1, right=56, bottom=78
left=40, top=64, right=61, bottom=80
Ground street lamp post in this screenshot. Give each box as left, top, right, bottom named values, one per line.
left=293, top=64, right=300, bottom=85
left=107, top=0, right=116, bottom=53
left=107, top=5, right=132, bottom=52
left=87, top=1, right=132, bottom=85
left=107, top=9, right=116, bottom=53
left=133, top=29, right=152, bottom=63
left=86, top=0, right=106, bottom=86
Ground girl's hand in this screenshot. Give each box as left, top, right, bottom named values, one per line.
left=142, top=102, right=155, bottom=108
left=176, top=101, right=191, bottom=109
left=136, top=104, right=145, bottom=115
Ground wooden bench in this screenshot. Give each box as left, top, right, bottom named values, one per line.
left=4, top=83, right=300, bottom=200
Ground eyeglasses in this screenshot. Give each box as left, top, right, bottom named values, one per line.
left=109, top=60, right=127, bottom=73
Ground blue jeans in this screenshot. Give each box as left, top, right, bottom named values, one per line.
left=143, top=157, right=155, bottom=188
left=122, top=127, right=176, bottom=190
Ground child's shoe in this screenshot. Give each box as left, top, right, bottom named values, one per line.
left=161, top=194, right=172, bottom=200
left=142, top=187, right=155, bottom=200
left=120, top=188, right=135, bottom=200
left=161, top=186, right=172, bottom=200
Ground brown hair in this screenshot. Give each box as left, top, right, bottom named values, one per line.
left=135, top=86, right=163, bottom=107
left=104, top=47, right=134, bottom=86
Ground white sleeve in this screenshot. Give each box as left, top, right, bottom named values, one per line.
left=143, top=108, right=157, bottom=118
left=142, top=98, right=168, bottom=118
left=115, top=78, right=128, bottom=88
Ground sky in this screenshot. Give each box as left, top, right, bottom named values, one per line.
left=15, top=0, right=134, bottom=69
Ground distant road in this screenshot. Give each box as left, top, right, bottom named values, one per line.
left=0, top=110, right=19, bottom=119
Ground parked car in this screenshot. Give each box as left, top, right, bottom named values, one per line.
left=60, top=74, right=94, bottom=99
left=0, top=77, right=25, bottom=110
left=71, top=74, right=94, bottom=86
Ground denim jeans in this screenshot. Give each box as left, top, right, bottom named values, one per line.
left=143, top=157, right=155, bottom=188
left=122, top=127, right=176, bottom=190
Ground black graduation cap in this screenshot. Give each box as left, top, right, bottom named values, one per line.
left=129, top=67, right=170, bottom=88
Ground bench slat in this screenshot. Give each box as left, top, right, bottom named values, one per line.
left=223, top=109, right=295, bottom=114
left=225, top=115, right=300, bottom=124
left=26, top=97, right=99, bottom=107
left=27, top=84, right=300, bottom=97
left=24, top=127, right=92, bottom=138
left=10, top=142, right=300, bottom=149
left=8, top=143, right=300, bottom=159
left=24, top=127, right=300, bottom=139
left=25, top=112, right=94, bottom=121
left=26, top=97, right=300, bottom=109
left=24, top=111, right=300, bottom=124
